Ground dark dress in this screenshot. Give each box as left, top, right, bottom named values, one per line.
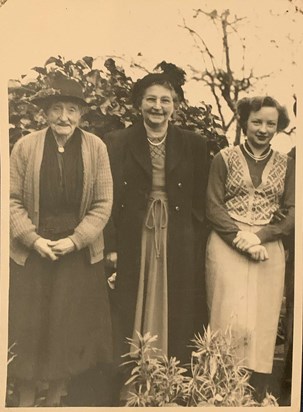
left=8, top=129, right=113, bottom=382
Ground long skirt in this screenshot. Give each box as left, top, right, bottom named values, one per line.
left=206, top=224, right=285, bottom=373
left=131, top=191, right=168, bottom=356
left=8, top=249, right=113, bottom=381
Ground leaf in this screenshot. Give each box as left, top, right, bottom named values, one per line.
left=45, top=56, right=63, bottom=67
left=83, top=56, right=94, bottom=69
left=125, top=374, right=139, bottom=386
left=31, top=66, right=47, bottom=75
left=8, top=79, right=22, bottom=89
left=215, top=393, right=223, bottom=402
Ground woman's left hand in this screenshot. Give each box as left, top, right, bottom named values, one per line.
left=247, top=244, right=269, bottom=261
left=233, top=231, right=261, bottom=252
left=49, top=238, right=76, bottom=256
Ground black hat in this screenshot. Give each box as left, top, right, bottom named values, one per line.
left=31, top=75, right=87, bottom=108
left=132, top=73, right=184, bottom=108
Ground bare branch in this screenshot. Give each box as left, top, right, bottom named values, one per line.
left=179, top=19, right=217, bottom=72
left=282, top=127, right=296, bottom=136
left=226, top=113, right=237, bottom=130
left=129, top=62, right=149, bottom=73
left=221, top=15, right=232, bottom=76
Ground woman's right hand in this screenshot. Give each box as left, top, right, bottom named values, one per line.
left=233, top=231, right=261, bottom=252
left=105, top=252, right=118, bottom=269
left=247, top=245, right=269, bottom=261
left=33, top=237, right=59, bottom=261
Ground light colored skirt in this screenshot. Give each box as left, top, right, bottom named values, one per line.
left=131, top=191, right=168, bottom=356
left=206, top=223, right=285, bottom=373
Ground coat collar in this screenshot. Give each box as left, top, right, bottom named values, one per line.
left=127, top=121, right=152, bottom=176
left=127, top=121, right=185, bottom=176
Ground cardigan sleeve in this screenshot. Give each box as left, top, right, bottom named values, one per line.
left=256, top=156, right=295, bottom=244
left=206, top=152, right=240, bottom=246
left=69, top=142, right=113, bottom=250
left=10, top=139, right=40, bottom=249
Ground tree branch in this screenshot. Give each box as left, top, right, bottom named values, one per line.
left=179, top=19, right=217, bottom=72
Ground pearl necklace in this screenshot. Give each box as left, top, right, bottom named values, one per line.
left=147, top=132, right=167, bottom=146
left=243, top=142, right=272, bottom=162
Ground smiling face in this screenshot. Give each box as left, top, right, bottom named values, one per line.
left=246, top=107, right=279, bottom=151
left=139, top=84, right=175, bottom=129
left=46, top=100, right=82, bottom=141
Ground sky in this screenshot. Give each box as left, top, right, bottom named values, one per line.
left=0, top=0, right=302, bottom=147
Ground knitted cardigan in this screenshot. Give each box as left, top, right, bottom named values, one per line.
left=10, top=128, right=113, bottom=266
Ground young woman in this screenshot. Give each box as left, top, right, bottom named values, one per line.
left=206, top=96, right=295, bottom=401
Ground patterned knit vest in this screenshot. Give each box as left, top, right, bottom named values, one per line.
left=221, top=146, right=288, bottom=226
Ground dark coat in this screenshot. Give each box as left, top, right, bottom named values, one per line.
left=104, top=121, right=209, bottom=363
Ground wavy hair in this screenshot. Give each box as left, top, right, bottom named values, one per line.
left=237, top=96, right=290, bottom=134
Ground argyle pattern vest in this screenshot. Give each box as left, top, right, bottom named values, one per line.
left=221, top=146, right=288, bottom=225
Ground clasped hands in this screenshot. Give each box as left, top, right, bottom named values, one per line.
left=33, top=237, right=75, bottom=261
left=233, top=231, right=268, bottom=262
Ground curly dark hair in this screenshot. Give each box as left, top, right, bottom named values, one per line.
left=237, top=96, right=290, bottom=134
left=132, top=73, right=184, bottom=109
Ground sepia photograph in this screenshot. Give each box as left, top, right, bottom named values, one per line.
left=0, top=0, right=302, bottom=410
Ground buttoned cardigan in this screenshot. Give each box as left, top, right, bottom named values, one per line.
left=10, top=127, right=113, bottom=265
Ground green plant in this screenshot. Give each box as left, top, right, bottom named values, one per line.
left=8, top=56, right=227, bottom=156
left=7, top=343, right=17, bottom=366
left=121, top=332, right=188, bottom=407
left=121, top=328, right=279, bottom=407
left=187, top=326, right=256, bottom=407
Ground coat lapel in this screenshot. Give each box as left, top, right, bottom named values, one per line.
left=166, top=124, right=185, bottom=175
left=128, top=122, right=152, bottom=176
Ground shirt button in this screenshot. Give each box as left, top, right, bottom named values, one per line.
left=123, top=181, right=128, bottom=186
left=121, top=204, right=125, bottom=208
left=178, top=182, right=182, bottom=188
left=175, top=206, right=180, bottom=211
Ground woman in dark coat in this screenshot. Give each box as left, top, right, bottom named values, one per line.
left=104, top=73, right=209, bottom=369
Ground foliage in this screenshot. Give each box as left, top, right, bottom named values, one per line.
left=7, top=343, right=17, bottom=366
left=121, top=332, right=188, bottom=407
left=121, top=328, right=279, bottom=407
left=8, top=55, right=227, bottom=157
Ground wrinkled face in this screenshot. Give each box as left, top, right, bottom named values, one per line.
left=246, top=107, right=279, bottom=150
left=46, top=100, right=82, bottom=139
left=139, top=84, right=175, bottom=128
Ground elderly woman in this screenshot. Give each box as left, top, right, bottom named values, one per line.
left=8, top=76, right=113, bottom=406
left=104, top=73, right=209, bottom=368
left=206, top=96, right=295, bottom=401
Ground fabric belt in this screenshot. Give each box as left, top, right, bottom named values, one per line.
left=145, top=191, right=168, bottom=258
